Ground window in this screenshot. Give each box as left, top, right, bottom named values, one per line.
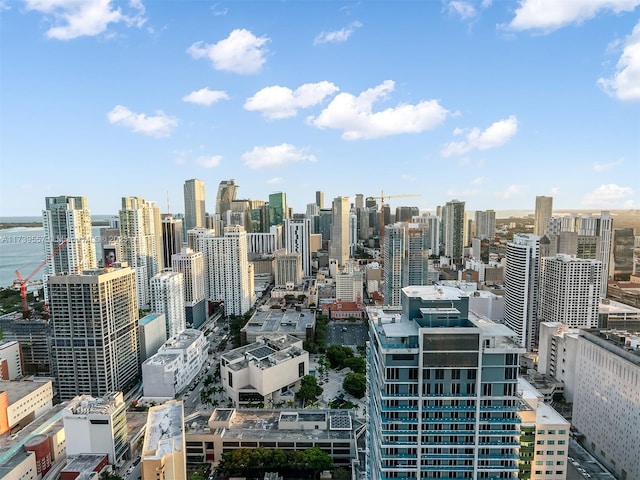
left=558, top=429, right=566, bottom=434
left=537, top=429, right=545, bottom=435
left=548, top=430, right=555, bottom=434
left=228, top=371, right=233, bottom=388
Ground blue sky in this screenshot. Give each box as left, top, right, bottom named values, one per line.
left=1, top=0, right=639, bottom=217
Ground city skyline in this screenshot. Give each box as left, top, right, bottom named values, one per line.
left=1, top=1, right=639, bottom=217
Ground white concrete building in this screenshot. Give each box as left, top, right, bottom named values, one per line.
left=517, top=378, right=570, bottom=480
left=220, top=334, right=308, bottom=408
left=142, top=400, right=185, bottom=480
left=573, top=329, right=640, bottom=480
left=247, top=226, right=281, bottom=254
left=505, top=234, right=540, bottom=351
left=138, top=313, right=168, bottom=362
left=538, top=254, right=602, bottom=329
left=150, top=271, right=186, bottom=337
left=0, top=380, right=53, bottom=435
left=171, top=247, right=206, bottom=328
left=0, top=341, right=22, bottom=380
left=537, top=322, right=581, bottom=401
left=273, top=249, right=303, bottom=288
left=142, top=329, right=208, bottom=399
left=284, top=218, right=311, bottom=276
left=62, top=392, right=128, bottom=465
left=335, top=269, right=364, bottom=303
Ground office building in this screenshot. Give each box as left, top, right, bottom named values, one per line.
left=48, top=267, right=139, bottom=401
left=150, top=271, right=186, bottom=338
left=534, top=196, right=553, bottom=237
left=273, top=249, right=303, bottom=288
left=383, top=223, right=429, bottom=306
left=315, top=191, right=324, bottom=209
left=247, top=227, right=281, bottom=254
left=335, top=269, right=364, bottom=303
left=200, top=225, right=252, bottom=316
left=142, top=329, right=208, bottom=399
left=442, top=199, right=466, bottom=265
left=62, top=392, right=128, bottom=465
left=572, top=329, right=640, bottom=480
left=142, top=400, right=186, bottom=480
left=284, top=218, right=311, bottom=276
left=161, top=215, right=183, bottom=268
left=0, top=380, right=53, bottom=435
left=0, top=315, right=51, bottom=376
left=268, top=192, right=288, bottom=227
left=349, top=210, right=358, bottom=257
left=537, top=322, right=581, bottom=401
left=329, top=196, right=350, bottom=268
left=613, top=227, right=635, bottom=281
left=171, top=248, right=206, bottom=328
left=220, top=334, right=308, bottom=408
left=119, top=196, right=164, bottom=308
left=0, top=341, right=22, bottom=380
left=517, top=378, right=570, bottom=480
left=504, top=234, right=540, bottom=351
left=366, top=286, right=524, bottom=480
left=538, top=254, right=602, bottom=329
left=183, top=179, right=206, bottom=232
left=474, top=209, right=496, bottom=240
left=42, top=195, right=96, bottom=279
left=215, top=179, right=238, bottom=218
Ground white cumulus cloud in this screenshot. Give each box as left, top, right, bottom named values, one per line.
left=401, top=174, right=417, bottom=181
left=598, top=21, right=640, bottom=101
left=448, top=1, right=477, bottom=20
left=24, top=0, right=146, bottom=40
left=244, top=81, right=339, bottom=119
left=107, top=105, right=178, bottom=137
left=497, top=184, right=525, bottom=199
left=242, top=143, right=317, bottom=169
left=309, top=80, right=449, bottom=140
left=196, top=155, right=222, bottom=168
left=266, top=177, right=282, bottom=185
left=593, top=158, right=625, bottom=172
left=441, top=115, right=518, bottom=157
left=187, top=29, right=269, bottom=74
left=507, top=0, right=640, bottom=32
left=582, top=183, right=634, bottom=206
left=314, top=21, right=362, bottom=45
left=182, top=87, right=229, bottom=106
left=470, top=176, right=485, bottom=185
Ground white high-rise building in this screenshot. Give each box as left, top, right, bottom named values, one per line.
left=329, top=196, right=350, bottom=268
left=284, top=218, right=311, bottom=276
left=349, top=211, right=358, bottom=258
left=171, top=248, right=206, bottom=328
left=201, top=225, right=252, bottom=316
left=119, top=196, right=164, bottom=308
left=505, top=234, right=540, bottom=351
left=184, top=178, right=206, bottom=231
left=150, top=271, right=186, bottom=337
left=534, top=196, right=553, bottom=237
left=42, top=195, right=96, bottom=280
left=474, top=209, right=496, bottom=240
left=539, top=254, right=602, bottom=329
left=335, top=269, right=364, bottom=303
left=48, top=267, right=139, bottom=400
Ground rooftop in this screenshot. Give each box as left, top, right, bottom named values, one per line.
left=402, top=284, right=467, bottom=302
left=139, top=313, right=165, bottom=326
left=62, top=454, right=108, bottom=473
left=66, top=392, right=124, bottom=416
left=243, top=310, right=314, bottom=335
left=160, top=328, right=205, bottom=351
left=143, top=352, right=181, bottom=367
left=581, top=329, right=640, bottom=366
left=143, top=401, right=184, bottom=459
left=0, top=380, right=51, bottom=405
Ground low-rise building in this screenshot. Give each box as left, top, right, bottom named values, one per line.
left=185, top=408, right=361, bottom=469
left=241, top=310, right=315, bottom=345
left=60, top=454, right=109, bottom=480
left=62, top=392, right=128, bottom=465
left=517, top=378, right=570, bottom=480
left=0, top=380, right=53, bottom=435
left=321, top=300, right=365, bottom=320
left=220, top=335, right=308, bottom=408
left=0, top=341, right=23, bottom=380
left=141, top=400, right=185, bottom=480
left=599, top=298, right=640, bottom=330
left=537, top=322, right=581, bottom=401
left=142, top=329, right=208, bottom=399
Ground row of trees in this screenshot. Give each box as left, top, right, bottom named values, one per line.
left=218, top=447, right=332, bottom=475
left=304, top=314, right=329, bottom=353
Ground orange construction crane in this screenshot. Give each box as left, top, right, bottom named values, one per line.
left=14, top=240, right=67, bottom=319
left=368, top=191, right=422, bottom=247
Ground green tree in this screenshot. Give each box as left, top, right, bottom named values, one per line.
left=100, top=472, right=124, bottom=480
left=343, top=372, right=366, bottom=398
left=345, top=355, right=366, bottom=374
left=301, top=446, right=332, bottom=470
left=326, top=345, right=354, bottom=370
left=298, top=375, right=323, bottom=406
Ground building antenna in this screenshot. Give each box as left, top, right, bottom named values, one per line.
left=167, top=190, right=171, bottom=215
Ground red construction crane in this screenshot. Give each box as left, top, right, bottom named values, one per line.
left=14, top=240, right=67, bottom=318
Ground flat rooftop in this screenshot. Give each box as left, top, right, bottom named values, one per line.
left=160, top=328, right=204, bottom=350
left=402, top=284, right=466, bottom=302
left=0, top=380, right=51, bottom=404
left=67, top=392, right=123, bottom=415
left=223, top=334, right=303, bottom=363
left=143, top=401, right=184, bottom=458
left=144, top=352, right=180, bottom=366
left=62, top=454, right=108, bottom=473
left=581, top=329, right=640, bottom=366
left=599, top=299, right=640, bottom=316
left=243, top=310, right=314, bottom=335
left=139, top=313, right=164, bottom=326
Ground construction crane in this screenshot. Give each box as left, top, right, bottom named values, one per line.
left=368, top=191, right=422, bottom=247
left=14, top=240, right=67, bottom=319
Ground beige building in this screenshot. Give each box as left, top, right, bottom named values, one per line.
left=0, top=380, right=53, bottom=435
left=220, top=335, right=308, bottom=408
left=0, top=341, right=23, bottom=380
left=273, top=249, right=303, bottom=287
left=142, top=400, right=186, bottom=480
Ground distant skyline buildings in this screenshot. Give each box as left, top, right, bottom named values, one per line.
left=534, top=196, right=553, bottom=237
left=183, top=178, right=206, bottom=232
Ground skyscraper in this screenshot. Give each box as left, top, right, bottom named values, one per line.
left=284, top=218, right=311, bottom=277
left=216, top=179, right=239, bottom=217
left=474, top=209, right=496, bottom=240
left=162, top=214, right=183, bottom=268
left=119, top=196, right=163, bottom=308
left=442, top=199, right=466, bottom=265
left=268, top=192, right=288, bottom=227
left=538, top=254, right=602, bottom=329
left=42, top=195, right=96, bottom=278
left=48, top=267, right=139, bottom=400
left=183, top=179, right=206, bottom=231
left=367, top=286, right=524, bottom=480
left=171, top=248, right=206, bottom=328
left=383, top=223, right=429, bottom=306
left=150, top=271, right=186, bottom=337
left=329, top=196, right=350, bottom=268
left=504, top=234, right=540, bottom=350
left=534, top=196, right=553, bottom=237
left=201, top=225, right=252, bottom=316
left=315, top=190, right=324, bottom=209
